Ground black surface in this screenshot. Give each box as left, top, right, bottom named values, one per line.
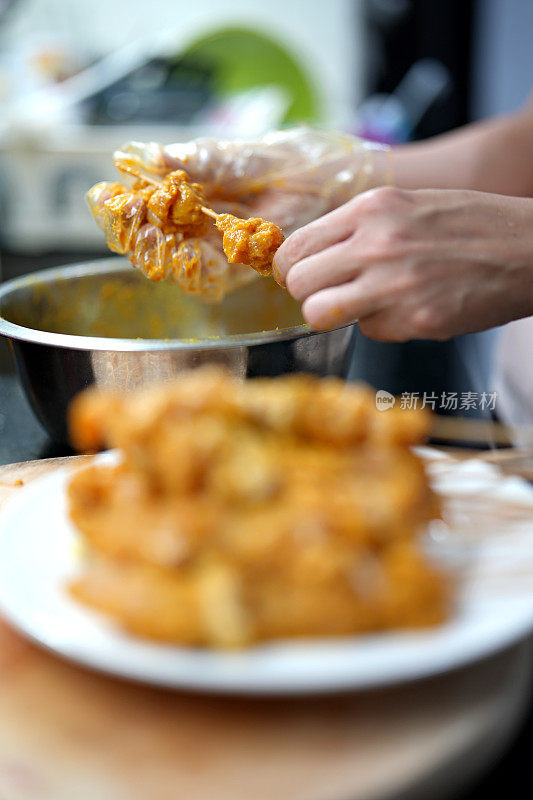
left=0, top=247, right=109, bottom=282
left=0, top=372, right=72, bottom=465
left=361, top=0, right=475, bottom=135
left=0, top=369, right=531, bottom=795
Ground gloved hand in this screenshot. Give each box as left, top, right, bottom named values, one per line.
left=87, top=127, right=390, bottom=302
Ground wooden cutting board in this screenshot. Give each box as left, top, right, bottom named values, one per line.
left=0, top=457, right=530, bottom=800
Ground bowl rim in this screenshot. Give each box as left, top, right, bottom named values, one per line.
left=0, top=257, right=349, bottom=353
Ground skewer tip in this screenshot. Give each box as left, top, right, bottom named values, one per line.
left=201, top=206, right=219, bottom=220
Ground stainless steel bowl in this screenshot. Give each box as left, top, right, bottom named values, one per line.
left=0, top=258, right=355, bottom=442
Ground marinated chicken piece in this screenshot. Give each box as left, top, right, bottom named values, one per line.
left=67, top=369, right=448, bottom=647
left=215, top=214, right=285, bottom=276
left=146, top=170, right=208, bottom=238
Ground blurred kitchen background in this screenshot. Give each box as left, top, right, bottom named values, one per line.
left=0, top=0, right=532, bottom=441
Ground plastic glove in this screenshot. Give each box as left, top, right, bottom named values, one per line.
left=87, top=127, right=390, bottom=302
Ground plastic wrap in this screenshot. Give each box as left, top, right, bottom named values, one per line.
left=87, top=127, right=390, bottom=302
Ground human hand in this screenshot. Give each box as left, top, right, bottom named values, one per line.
left=274, top=187, right=533, bottom=340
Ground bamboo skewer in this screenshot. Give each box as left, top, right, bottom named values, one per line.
left=136, top=173, right=159, bottom=186
left=117, top=165, right=222, bottom=223
left=200, top=206, right=219, bottom=221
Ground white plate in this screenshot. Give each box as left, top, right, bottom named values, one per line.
left=0, top=451, right=533, bottom=695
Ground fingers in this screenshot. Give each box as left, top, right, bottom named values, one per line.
left=302, top=279, right=386, bottom=331
left=283, top=240, right=360, bottom=301
left=275, top=187, right=418, bottom=288
left=303, top=284, right=441, bottom=342
left=86, top=182, right=126, bottom=228
left=273, top=203, right=358, bottom=286
left=357, top=312, right=401, bottom=342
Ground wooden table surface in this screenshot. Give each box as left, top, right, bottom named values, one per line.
left=0, top=457, right=531, bottom=800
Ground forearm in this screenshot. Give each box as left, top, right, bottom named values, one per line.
left=390, top=103, right=533, bottom=197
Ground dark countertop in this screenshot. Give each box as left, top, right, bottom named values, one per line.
left=0, top=368, right=532, bottom=797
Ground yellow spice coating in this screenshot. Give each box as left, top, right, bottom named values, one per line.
left=215, top=214, right=285, bottom=276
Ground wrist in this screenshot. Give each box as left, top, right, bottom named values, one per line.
left=335, top=143, right=393, bottom=208
left=499, top=196, right=533, bottom=318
